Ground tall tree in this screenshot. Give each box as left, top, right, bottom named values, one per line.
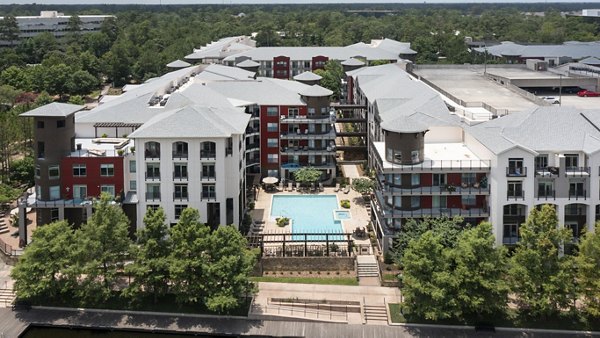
left=508, top=204, right=576, bottom=318
left=125, top=207, right=172, bottom=304
left=74, top=193, right=132, bottom=305
left=0, top=15, right=19, bottom=46
left=11, top=221, right=77, bottom=301
left=169, top=207, right=210, bottom=306
left=576, top=223, right=600, bottom=317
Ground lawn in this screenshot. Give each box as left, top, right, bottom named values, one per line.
left=388, top=303, right=406, bottom=323
left=250, top=276, right=359, bottom=286
left=383, top=274, right=398, bottom=281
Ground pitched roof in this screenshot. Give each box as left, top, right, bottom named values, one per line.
left=21, top=102, right=83, bottom=117
left=476, top=41, right=600, bottom=60
left=185, top=36, right=256, bottom=60
left=341, top=58, right=365, bottom=66
left=222, top=45, right=399, bottom=62
left=236, top=59, right=260, bottom=67
left=299, top=84, right=333, bottom=97
left=128, top=105, right=249, bottom=139
left=166, top=59, right=191, bottom=68
left=468, top=106, right=600, bottom=155
left=580, top=56, right=600, bottom=65
left=293, top=71, right=322, bottom=81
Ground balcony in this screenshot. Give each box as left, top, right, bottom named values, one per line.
left=246, top=126, right=259, bottom=135
left=280, top=129, right=336, bottom=140
left=536, top=189, right=556, bottom=200
left=280, top=146, right=336, bottom=155
left=507, top=189, right=525, bottom=201
left=173, top=172, right=188, bottom=181
left=247, top=157, right=260, bottom=166
left=202, top=191, right=216, bottom=200
left=502, top=236, right=520, bottom=245
left=172, top=151, right=188, bottom=160
left=145, top=171, right=161, bottom=180
left=506, top=167, right=527, bottom=177
left=173, top=192, right=189, bottom=201
left=145, top=192, right=161, bottom=201
left=144, top=151, right=160, bottom=160
left=535, top=167, right=559, bottom=178
left=245, top=143, right=259, bottom=152
left=201, top=174, right=216, bottom=181
left=200, top=150, right=216, bottom=159
left=379, top=183, right=490, bottom=196
left=280, top=115, right=334, bottom=124
left=568, top=189, right=587, bottom=200
left=565, top=167, right=590, bottom=177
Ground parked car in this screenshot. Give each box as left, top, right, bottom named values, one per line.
left=577, top=90, right=600, bottom=97
left=542, top=96, right=560, bottom=104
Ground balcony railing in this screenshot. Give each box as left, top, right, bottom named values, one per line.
left=200, top=150, right=216, bottom=159
left=506, top=167, right=527, bottom=177
left=280, top=115, right=334, bottom=123
left=375, top=150, right=490, bottom=172
left=173, top=172, right=188, bottom=180
left=568, top=189, right=587, bottom=200
left=172, top=151, right=188, bottom=160
left=502, top=236, right=520, bottom=245
left=380, top=184, right=490, bottom=196
left=535, top=167, right=559, bottom=177
left=145, top=192, right=161, bottom=201
left=280, top=129, right=336, bottom=140
left=507, top=189, right=525, bottom=201
left=246, top=127, right=259, bottom=134
left=372, top=191, right=489, bottom=219
left=565, top=167, right=590, bottom=177
left=201, top=174, right=216, bottom=180
left=145, top=171, right=160, bottom=180
left=536, top=189, right=556, bottom=200
left=281, top=146, right=336, bottom=154
left=246, top=143, right=259, bottom=151
left=144, top=151, right=160, bottom=159
left=173, top=192, right=188, bottom=201
left=202, top=192, right=216, bottom=200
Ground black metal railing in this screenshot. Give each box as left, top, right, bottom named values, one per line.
left=568, top=189, right=587, bottom=200
left=201, top=192, right=216, bottom=200
left=173, top=192, right=188, bottom=201
left=535, top=166, right=559, bottom=177
left=200, top=150, right=216, bottom=158
left=145, top=192, right=161, bottom=201
left=564, top=167, right=590, bottom=177
left=536, top=189, right=556, bottom=199
left=506, top=167, right=527, bottom=177
left=144, top=151, right=160, bottom=159
left=145, top=171, right=160, bottom=180
left=507, top=189, right=525, bottom=200
left=172, top=151, right=188, bottom=159
left=173, top=171, right=188, bottom=180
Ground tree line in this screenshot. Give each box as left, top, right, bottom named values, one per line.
left=395, top=205, right=600, bottom=326
left=11, top=194, right=257, bottom=314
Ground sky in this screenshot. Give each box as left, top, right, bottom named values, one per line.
left=4, top=0, right=600, bottom=4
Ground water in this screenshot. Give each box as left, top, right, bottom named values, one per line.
left=270, top=195, right=344, bottom=240
left=334, top=210, right=351, bottom=220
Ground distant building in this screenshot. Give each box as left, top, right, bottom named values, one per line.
left=582, top=9, right=600, bottom=17
left=0, top=11, right=114, bottom=46
left=475, top=41, right=600, bottom=66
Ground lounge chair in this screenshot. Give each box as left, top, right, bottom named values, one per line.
left=334, top=183, right=340, bottom=192
left=318, top=183, right=324, bottom=192
left=296, top=182, right=301, bottom=191
left=343, top=186, right=350, bottom=194
left=310, top=183, right=316, bottom=192
left=288, top=182, right=293, bottom=191
left=278, top=182, right=284, bottom=191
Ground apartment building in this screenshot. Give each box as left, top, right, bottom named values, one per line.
left=0, top=11, right=114, bottom=45
left=349, top=63, right=600, bottom=253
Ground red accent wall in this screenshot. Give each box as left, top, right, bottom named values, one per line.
left=447, top=173, right=461, bottom=185
left=421, top=196, right=432, bottom=208
left=60, top=156, right=124, bottom=199
left=311, top=55, right=329, bottom=71
left=447, top=196, right=461, bottom=209
left=420, top=173, right=432, bottom=186
left=476, top=195, right=487, bottom=207
left=273, top=55, right=290, bottom=79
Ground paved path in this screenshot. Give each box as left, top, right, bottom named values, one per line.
left=340, top=164, right=361, bottom=180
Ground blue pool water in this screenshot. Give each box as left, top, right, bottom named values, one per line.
left=271, top=195, right=344, bottom=240
left=334, top=210, right=351, bottom=220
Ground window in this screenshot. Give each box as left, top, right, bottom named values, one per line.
left=411, top=174, right=420, bottom=186
left=461, top=195, right=476, bottom=206
left=537, top=180, right=554, bottom=197
left=267, top=107, right=278, bottom=116
left=174, top=163, right=188, bottom=179
left=394, top=152, right=402, bottom=163
left=100, top=185, right=115, bottom=197
left=507, top=181, right=523, bottom=198
left=410, top=196, right=420, bottom=208
left=504, top=204, right=525, bottom=216
left=175, top=204, right=187, bottom=219
left=145, top=141, right=160, bottom=158
left=202, top=184, right=216, bottom=199
left=267, top=123, right=278, bottom=132
left=48, top=165, right=60, bottom=179
left=146, top=183, right=160, bottom=200
left=432, top=196, right=447, bottom=208
left=304, top=61, right=311, bottom=68
left=130, top=180, right=137, bottom=191
left=267, top=169, right=279, bottom=177
left=535, top=155, right=548, bottom=169
left=411, top=150, right=420, bottom=163
left=146, top=205, right=159, bottom=212
left=226, top=137, right=233, bottom=156
left=50, top=208, right=59, bottom=222
left=267, top=138, right=278, bottom=148
left=288, top=108, right=299, bottom=118
left=508, top=158, right=525, bottom=176
left=433, top=174, right=446, bottom=187
left=73, top=164, right=86, bottom=177
left=146, top=163, right=160, bottom=179
left=503, top=223, right=519, bottom=243
left=172, top=141, right=188, bottom=159
left=565, top=154, right=578, bottom=169
left=35, top=166, right=41, bottom=178
left=569, top=181, right=585, bottom=197
left=37, top=141, right=45, bottom=158
left=129, top=160, right=136, bottom=173
left=566, top=223, right=583, bottom=239
left=308, top=107, right=316, bottom=116
left=56, top=119, right=65, bottom=128
left=73, top=185, right=87, bottom=199
left=200, top=141, right=216, bottom=158
left=267, top=154, right=279, bottom=164
left=202, top=163, right=215, bottom=179
left=461, top=173, right=476, bottom=185
left=174, top=184, right=188, bottom=200
left=100, top=164, right=114, bottom=177
left=37, top=121, right=44, bottom=129
left=49, top=186, right=60, bottom=200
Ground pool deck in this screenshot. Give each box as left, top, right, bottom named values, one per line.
left=250, top=186, right=371, bottom=248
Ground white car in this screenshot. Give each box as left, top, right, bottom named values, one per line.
left=542, top=96, right=560, bottom=104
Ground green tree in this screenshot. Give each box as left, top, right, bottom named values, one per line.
left=67, top=70, right=99, bottom=95
left=203, top=225, right=256, bottom=313
left=9, top=156, right=34, bottom=187
left=313, top=60, right=343, bottom=100
left=125, top=207, right=172, bottom=304
left=169, top=207, right=210, bottom=305
left=293, top=167, right=322, bottom=186
left=450, top=222, right=509, bottom=320
left=11, top=221, right=77, bottom=301
left=0, top=84, right=23, bottom=111
left=350, top=177, right=374, bottom=195
left=0, top=15, right=20, bottom=46
left=576, top=223, right=600, bottom=317
left=508, top=204, right=576, bottom=318
left=74, top=193, right=132, bottom=305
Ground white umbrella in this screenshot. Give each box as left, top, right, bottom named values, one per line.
left=262, top=176, right=279, bottom=185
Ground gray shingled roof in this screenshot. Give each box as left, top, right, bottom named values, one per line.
left=341, top=58, right=365, bottom=66
left=299, top=84, right=333, bottom=97
left=468, top=106, right=600, bottom=155
left=21, top=102, right=83, bottom=117
left=185, top=36, right=255, bottom=60
left=129, top=105, right=249, bottom=139
left=222, top=45, right=398, bottom=62
left=206, top=78, right=308, bottom=106
left=476, top=41, right=600, bottom=60
left=166, top=59, right=191, bottom=68
left=236, top=59, right=260, bottom=67
left=580, top=56, right=600, bottom=65
left=293, top=71, right=322, bottom=81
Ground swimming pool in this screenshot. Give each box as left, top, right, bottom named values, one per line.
left=271, top=195, right=344, bottom=240
left=334, top=210, right=351, bottom=220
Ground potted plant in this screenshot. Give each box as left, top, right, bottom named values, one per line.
left=276, top=217, right=290, bottom=227
left=445, top=184, right=456, bottom=193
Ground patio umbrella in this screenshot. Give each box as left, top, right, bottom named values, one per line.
left=262, top=176, right=279, bottom=185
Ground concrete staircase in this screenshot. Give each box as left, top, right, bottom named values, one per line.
left=0, top=288, right=16, bottom=308
left=356, top=255, right=379, bottom=278
left=363, top=304, right=388, bottom=324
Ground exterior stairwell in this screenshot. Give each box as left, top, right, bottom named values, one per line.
left=363, top=304, right=389, bottom=324
left=0, top=288, right=16, bottom=308
left=356, top=255, right=379, bottom=278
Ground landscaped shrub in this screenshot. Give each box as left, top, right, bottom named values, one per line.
left=340, top=200, right=350, bottom=208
